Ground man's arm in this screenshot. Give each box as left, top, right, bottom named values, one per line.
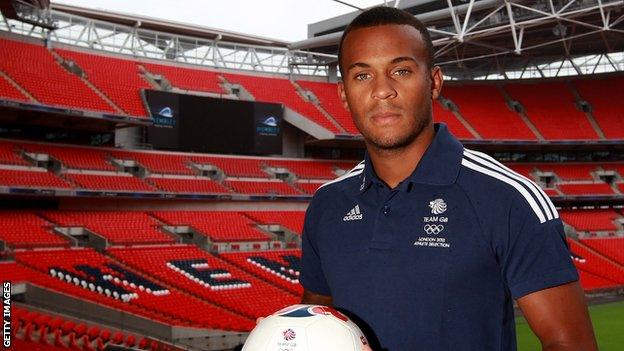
left=517, top=281, right=597, bottom=351
left=301, top=289, right=333, bottom=306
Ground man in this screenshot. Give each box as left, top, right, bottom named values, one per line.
left=300, top=6, right=597, bottom=351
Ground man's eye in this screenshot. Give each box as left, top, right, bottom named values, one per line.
left=354, top=73, right=370, bottom=81
left=394, top=69, right=411, bottom=76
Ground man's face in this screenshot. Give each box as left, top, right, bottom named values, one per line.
left=338, top=24, right=441, bottom=150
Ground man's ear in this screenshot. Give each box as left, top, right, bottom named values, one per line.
left=430, top=66, right=443, bottom=100
left=337, top=81, right=350, bottom=112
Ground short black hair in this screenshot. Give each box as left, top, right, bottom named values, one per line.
left=338, top=6, right=434, bottom=75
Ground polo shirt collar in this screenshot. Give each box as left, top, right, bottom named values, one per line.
left=358, top=123, right=463, bottom=193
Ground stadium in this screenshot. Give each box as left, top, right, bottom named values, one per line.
left=0, top=0, right=623, bottom=350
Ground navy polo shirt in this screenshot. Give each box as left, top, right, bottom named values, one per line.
left=300, top=123, right=578, bottom=351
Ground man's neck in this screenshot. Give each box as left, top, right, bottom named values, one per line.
left=367, top=125, right=436, bottom=189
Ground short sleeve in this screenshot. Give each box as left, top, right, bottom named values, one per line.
left=299, top=201, right=331, bottom=296
left=499, top=199, right=579, bottom=299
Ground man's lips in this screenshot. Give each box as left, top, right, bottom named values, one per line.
left=370, top=112, right=401, bottom=125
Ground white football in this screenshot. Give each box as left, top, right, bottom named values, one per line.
left=242, top=304, right=369, bottom=351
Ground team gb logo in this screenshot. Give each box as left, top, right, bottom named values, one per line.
left=429, top=198, right=447, bottom=215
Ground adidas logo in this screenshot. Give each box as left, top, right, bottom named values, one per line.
left=343, top=204, right=363, bottom=221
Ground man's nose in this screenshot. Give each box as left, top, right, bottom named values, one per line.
left=371, top=76, right=397, bottom=100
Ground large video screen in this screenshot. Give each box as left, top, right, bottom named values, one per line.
left=144, top=90, right=283, bottom=155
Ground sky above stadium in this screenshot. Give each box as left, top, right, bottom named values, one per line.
left=53, top=0, right=383, bottom=42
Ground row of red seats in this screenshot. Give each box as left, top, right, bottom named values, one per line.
left=0, top=211, right=70, bottom=248
left=560, top=209, right=622, bottom=232
left=0, top=38, right=116, bottom=114
left=12, top=306, right=156, bottom=351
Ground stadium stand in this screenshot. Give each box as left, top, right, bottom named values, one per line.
left=567, top=239, right=624, bottom=286
left=431, top=100, right=475, bottom=139
left=296, top=80, right=359, bottom=134
left=0, top=39, right=116, bottom=114
left=504, top=82, right=599, bottom=140
left=573, top=76, right=624, bottom=139
left=64, top=173, right=155, bottom=192
left=108, top=245, right=300, bottom=319
left=151, top=211, right=271, bottom=242
left=222, top=72, right=342, bottom=133
left=225, top=179, right=302, bottom=196
left=190, top=155, right=268, bottom=178
left=111, top=151, right=195, bottom=175
left=148, top=177, right=231, bottom=194
left=0, top=140, right=29, bottom=165
left=557, top=183, right=615, bottom=196
left=537, top=164, right=597, bottom=181
left=42, top=211, right=176, bottom=245
left=244, top=211, right=305, bottom=234
left=220, top=249, right=303, bottom=295
left=20, top=143, right=116, bottom=171
left=10, top=249, right=255, bottom=330
left=11, top=305, right=156, bottom=351
left=294, top=181, right=323, bottom=195
left=560, top=209, right=621, bottom=232
left=55, top=49, right=150, bottom=118
left=264, top=159, right=338, bottom=179
left=0, top=211, right=70, bottom=248
left=0, top=168, right=71, bottom=189
left=143, top=62, right=226, bottom=94
left=442, top=85, right=537, bottom=140
left=0, top=73, right=30, bottom=102
left=581, top=238, right=624, bottom=266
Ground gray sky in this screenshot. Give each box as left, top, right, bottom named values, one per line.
left=53, top=0, right=383, bottom=42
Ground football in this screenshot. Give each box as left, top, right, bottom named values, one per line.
left=242, top=304, right=369, bottom=351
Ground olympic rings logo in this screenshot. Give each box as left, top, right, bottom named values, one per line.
left=423, top=224, right=444, bottom=235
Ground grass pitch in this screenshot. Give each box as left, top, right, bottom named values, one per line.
left=516, top=300, right=624, bottom=350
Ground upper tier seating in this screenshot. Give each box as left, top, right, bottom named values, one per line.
left=108, top=245, right=299, bottom=319
left=225, top=180, right=301, bottom=196
left=0, top=140, right=29, bottom=165
left=64, top=173, right=155, bottom=192
left=151, top=211, right=270, bottom=242
left=222, top=72, right=341, bottom=134
left=431, top=100, right=476, bottom=140
left=573, top=76, right=624, bottom=139
left=0, top=211, right=70, bottom=248
left=220, top=249, right=303, bottom=295
left=0, top=39, right=115, bottom=113
left=12, top=249, right=254, bottom=331
left=0, top=74, right=29, bottom=102
left=244, top=211, right=305, bottom=234
left=56, top=49, right=150, bottom=118
left=296, top=80, right=359, bottom=134
left=504, top=82, right=598, bottom=140
left=43, top=211, right=175, bottom=245
left=0, top=168, right=71, bottom=189
left=143, top=62, right=226, bottom=94
left=443, top=85, right=536, bottom=140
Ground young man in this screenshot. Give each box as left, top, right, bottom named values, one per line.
left=300, top=6, right=597, bottom=351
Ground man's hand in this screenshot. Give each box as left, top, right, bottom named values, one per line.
left=517, top=281, right=597, bottom=351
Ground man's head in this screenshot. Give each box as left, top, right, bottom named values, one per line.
left=337, top=6, right=442, bottom=152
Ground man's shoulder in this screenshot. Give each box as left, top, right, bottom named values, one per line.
left=457, top=148, right=558, bottom=224
left=310, top=160, right=365, bottom=203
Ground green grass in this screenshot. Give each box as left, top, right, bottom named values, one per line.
left=516, top=301, right=624, bottom=350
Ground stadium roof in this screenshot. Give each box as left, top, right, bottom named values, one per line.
left=296, top=0, right=624, bottom=79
